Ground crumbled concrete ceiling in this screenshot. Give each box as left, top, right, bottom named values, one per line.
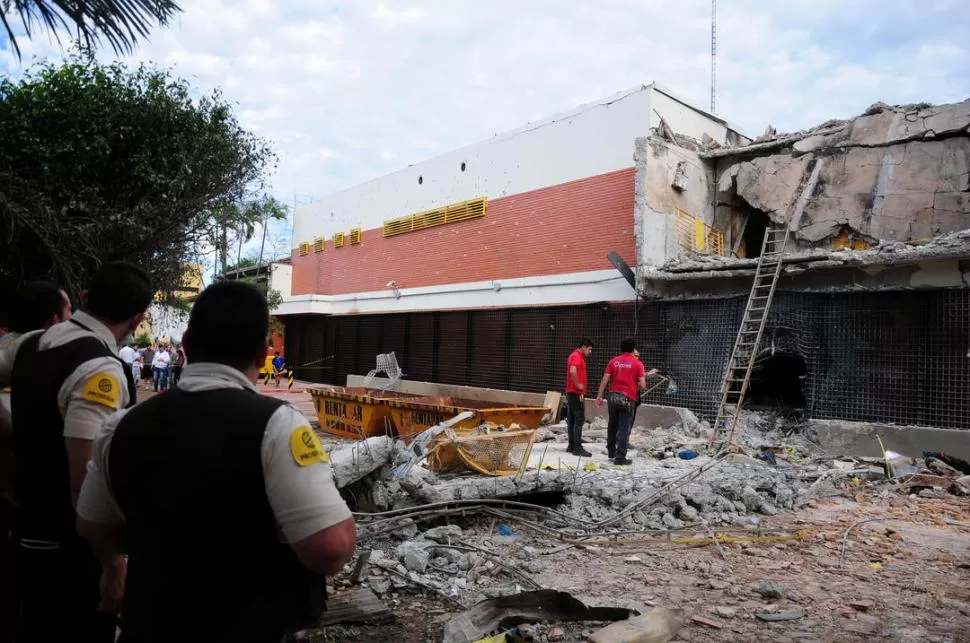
left=711, top=99, right=970, bottom=247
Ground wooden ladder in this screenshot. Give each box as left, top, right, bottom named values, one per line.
left=710, top=225, right=790, bottom=450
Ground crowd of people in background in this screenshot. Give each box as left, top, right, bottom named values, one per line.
left=118, top=341, right=188, bottom=392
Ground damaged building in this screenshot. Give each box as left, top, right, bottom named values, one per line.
left=279, top=85, right=970, bottom=455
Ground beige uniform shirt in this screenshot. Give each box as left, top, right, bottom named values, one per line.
left=77, top=362, right=352, bottom=543
left=0, top=312, right=129, bottom=439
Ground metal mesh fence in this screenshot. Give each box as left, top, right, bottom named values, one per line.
left=285, top=289, right=970, bottom=430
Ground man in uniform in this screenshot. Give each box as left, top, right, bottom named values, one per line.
left=77, top=281, right=356, bottom=643
left=8, top=263, right=151, bottom=642
left=0, top=280, right=73, bottom=643
left=564, top=338, right=593, bottom=457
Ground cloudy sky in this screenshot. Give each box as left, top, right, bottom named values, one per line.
left=2, top=0, right=968, bottom=254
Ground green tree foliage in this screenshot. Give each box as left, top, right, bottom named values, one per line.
left=1, top=0, right=181, bottom=60
left=0, top=54, right=277, bottom=304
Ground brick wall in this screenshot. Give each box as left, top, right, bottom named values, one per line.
left=290, top=168, right=636, bottom=296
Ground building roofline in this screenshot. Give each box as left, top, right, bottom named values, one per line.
left=297, top=84, right=664, bottom=205
left=297, top=82, right=749, bottom=208
left=649, top=82, right=751, bottom=140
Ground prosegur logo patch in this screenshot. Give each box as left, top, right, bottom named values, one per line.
left=82, top=372, right=120, bottom=409
left=290, top=426, right=329, bottom=467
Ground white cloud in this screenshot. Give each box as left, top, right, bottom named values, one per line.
left=2, top=0, right=968, bottom=237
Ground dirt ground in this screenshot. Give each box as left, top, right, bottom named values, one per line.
left=306, top=491, right=970, bottom=643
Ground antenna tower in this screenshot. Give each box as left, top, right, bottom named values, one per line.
left=710, top=0, right=717, bottom=113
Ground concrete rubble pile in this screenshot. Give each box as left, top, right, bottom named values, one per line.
left=332, top=409, right=970, bottom=537
left=316, top=409, right=970, bottom=641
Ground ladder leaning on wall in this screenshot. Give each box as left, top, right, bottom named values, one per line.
left=709, top=225, right=791, bottom=451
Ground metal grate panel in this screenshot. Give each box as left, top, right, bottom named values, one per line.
left=285, top=290, right=970, bottom=430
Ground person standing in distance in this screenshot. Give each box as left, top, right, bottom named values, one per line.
left=595, top=339, right=656, bottom=465
left=9, top=263, right=151, bottom=642
left=77, top=281, right=356, bottom=643
left=564, top=339, right=594, bottom=457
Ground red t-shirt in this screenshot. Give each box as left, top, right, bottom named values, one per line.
left=606, top=353, right=645, bottom=402
left=565, top=349, right=587, bottom=394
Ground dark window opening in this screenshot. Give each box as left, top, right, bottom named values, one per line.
left=460, top=161, right=466, bottom=172
left=747, top=351, right=806, bottom=411
left=418, top=175, right=423, bottom=184
left=741, top=207, right=770, bottom=258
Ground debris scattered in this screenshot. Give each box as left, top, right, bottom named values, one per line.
left=441, top=590, right=636, bottom=643
left=756, top=611, right=805, bottom=622
left=753, top=580, right=785, bottom=599
left=690, top=614, right=725, bottom=629
left=589, top=607, right=685, bottom=643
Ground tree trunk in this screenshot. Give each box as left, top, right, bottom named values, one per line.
left=236, top=222, right=244, bottom=268
left=256, top=212, right=269, bottom=268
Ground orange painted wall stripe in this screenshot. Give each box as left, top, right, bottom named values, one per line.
left=291, top=167, right=636, bottom=296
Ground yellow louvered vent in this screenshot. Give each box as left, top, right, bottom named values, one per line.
left=334, top=232, right=346, bottom=248
left=298, top=241, right=310, bottom=256
left=382, top=197, right=487, bottom=237
left=349, top=227, right=362, bottom=245
left=313, top=237, right=325, bottom=253
left=674, top=208, right=725, bottom=256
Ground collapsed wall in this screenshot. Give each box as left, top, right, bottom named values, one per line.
left=711, top=99, right=970, bottom=252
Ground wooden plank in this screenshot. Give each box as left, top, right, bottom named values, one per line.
left=541, top=391, right=561, bottom=425
left=319, top=588, right=393, bottom=626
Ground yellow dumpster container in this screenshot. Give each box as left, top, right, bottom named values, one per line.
left=383, top=396, right=549, bottom=439
left=309, top=388, right=550, bottom=441
left=307, top=387, right=421, bottom=440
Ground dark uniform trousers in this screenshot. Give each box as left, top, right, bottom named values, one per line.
left=109, top=388, right=326, bottom=643
left=9, top=323, right=136, bottom=643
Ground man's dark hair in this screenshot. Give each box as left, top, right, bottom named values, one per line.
left=184, top=281, right=268, bottom=370
left=86, top=262, right=153, bottom=324
left=580, top=338, right=594, bottom=348
left=620, top=338, right=636, bottom=353
left=8, top=281, right=66, bottom=333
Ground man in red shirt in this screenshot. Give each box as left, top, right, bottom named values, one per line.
left=564, top=338, right=594, bottom=457
left=596, top=338, right=655, bottom=465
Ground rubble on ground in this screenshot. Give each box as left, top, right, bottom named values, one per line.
left=306, top=405, right=970, bottom=642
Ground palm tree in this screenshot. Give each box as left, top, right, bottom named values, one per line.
left=1, top=0, right=181, bottom=60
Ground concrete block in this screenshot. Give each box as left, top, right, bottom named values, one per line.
left=589, top=607, right=685, bottom=643
left=809, top=419, right=970, bottom=461
left=583, top=401, right=686, bottom=430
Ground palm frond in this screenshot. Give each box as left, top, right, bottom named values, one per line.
left=1, top=0, right=181, bottom=60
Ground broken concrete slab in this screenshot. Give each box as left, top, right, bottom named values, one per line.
left=441, top=590, right=636, bottom=643
left=809, top=419, right=970, bottom=462
left=330, top=436, right=396, bottom=488
left=589, top=607, right=686, bottom=643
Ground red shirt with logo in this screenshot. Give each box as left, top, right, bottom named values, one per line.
left=565, top=349, right=587, bottom=394
left=606, top=353, right=645, bottom=402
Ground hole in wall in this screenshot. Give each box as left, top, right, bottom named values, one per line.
left=742, top=207, right=770, bottom=258
left=460, top=161, right=466, bottom=172
left=418, top=175, right=423, bottom=185
left=747, top=351, right=806, bottom=411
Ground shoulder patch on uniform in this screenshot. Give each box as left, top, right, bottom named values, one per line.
left=290, top=426, right=329, bottom=467
left=81, top=372, right=120, bottom=409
